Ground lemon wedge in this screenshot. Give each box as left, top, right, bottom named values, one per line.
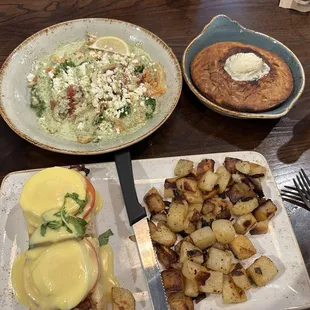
left=88, top=36, right=129, bottom=55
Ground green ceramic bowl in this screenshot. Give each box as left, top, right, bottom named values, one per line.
left=182, top=15, right=305, bottom=119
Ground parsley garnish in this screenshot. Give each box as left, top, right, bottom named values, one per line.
left=55, top=59, right=76, bottom=75
left=145, top=98, right=156, bottom=119
left=93, top=113, right=105, bottom=126
left=134, top=65, right=144, bottom=74
left=98, top=229, right=114, bottom=246
left=118, top=104, right=131, bottom=118
left=31, top=98, right=46, bottom=117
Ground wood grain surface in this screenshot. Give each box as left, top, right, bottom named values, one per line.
left=1, top=0, right=310, bottom=287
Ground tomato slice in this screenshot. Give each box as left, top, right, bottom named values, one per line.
left=78, top=177, right=96, bottom=219
left=84, top=238, right=100, bottom=293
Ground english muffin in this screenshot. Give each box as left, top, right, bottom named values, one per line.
left=190, top=42, right=293, bottom=112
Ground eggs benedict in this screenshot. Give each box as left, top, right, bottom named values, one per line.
left=11, top=167, right=106, bottom=310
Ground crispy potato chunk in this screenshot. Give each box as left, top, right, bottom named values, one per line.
left=183, top=190, right=204, bottom=204
left=229, top=235, right=256, bottom=259
left=222, top=276, right=247, bottom=304
left=156, top=245, right=178, bottom=269
left=253, top=199, right=277, bottom=221
left=144, top=187, right=165, bottom=213
left=198, top=171, right=219, bottom=192
left=176, top=177, right=198, bottom=192
left=197, top=159, right=215, bottom=179
left=230, top=263, right=251, bottom=291
left=226, top=183, right=256, bottom=204
left=168, top=292, right=194, bottom=310
left=180, top=241, right=204, bottom=264
left=199, top=269, right=223, bottom=294
left=212, top=219, right=235, bottom=244
left=164, top=177, right=178, bottom=199
left=182, top=260, right=208, bottom=281
left=167, top=200, right=188, bottom=232
left=190, top=227, right=216, bottom=250
left=112, top=287, right=135, bottom=310
left=205, top=247, right=232, bottom=274
left=250, top=220, right=269, bottom=235
left=174, top=159, right=194, bottom=177
left=161, top=269, right=184, bottom=294
left=233, top=213, right=257, bottom=235
left=216, top=166, right=231, bottom=194
left=235, top=161, right=251, bottom=175
left=248, top=162, right=266, bottom=177
left=230, top=198, right=259, bottom=216
left=151, top=224, right=177, bottom=247
left=184, top=278, right=199, bottom=298
left=246, top=256, right=278, bottom=286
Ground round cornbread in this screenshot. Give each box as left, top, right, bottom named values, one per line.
left=190, top=42, right=294, bottom=112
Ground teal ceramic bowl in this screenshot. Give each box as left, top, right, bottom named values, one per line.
left=182, top=15, right=305, bottom=119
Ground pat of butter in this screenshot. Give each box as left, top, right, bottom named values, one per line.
left=224, top=52, right=270, bottom=81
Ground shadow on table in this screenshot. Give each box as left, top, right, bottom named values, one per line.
left=180, top=84, right=280, bottom=150
left=277, top=113, right=310, bottom=164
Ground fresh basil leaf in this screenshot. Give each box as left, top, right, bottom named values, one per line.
left=98, top=229, right=114, bottom=246
left=40, top=223, right=47, bottom=236
left=134, top=65, right=144, bottom=74
left=65, top=192, right=87, bottom=207
left=76, top=218, right=88, bottom=227
left=54, top=211, right=61, bottom=217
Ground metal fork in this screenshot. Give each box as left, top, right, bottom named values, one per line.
left=281, top=169, right=310, bottom=211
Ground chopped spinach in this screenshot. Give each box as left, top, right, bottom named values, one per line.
left=55, top=59, right=76, bottom=75
left=134, top=65, right=144, bottom=74
left=93, top=113, right=105, bottom=126
left=118, top=104, right=131, bottom=118
left=145, top=98, right=156, bottom=119
left=98, top=229, right=114, bottom=246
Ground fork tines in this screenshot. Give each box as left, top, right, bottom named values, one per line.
left=281, top=169, right=310, bottom=211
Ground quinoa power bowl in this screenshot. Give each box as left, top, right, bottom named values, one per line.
left=27, top=34, right=166, bottom=143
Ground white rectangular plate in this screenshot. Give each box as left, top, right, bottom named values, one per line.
left=1, top=151, right=310, bottom=310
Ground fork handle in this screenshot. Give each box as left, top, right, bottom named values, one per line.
left=115, top=149, right=146, bottom=226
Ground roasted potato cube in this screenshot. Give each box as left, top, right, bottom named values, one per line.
left=112, top=287, right=135, bottom=310
left=183, top=208, right=201, bottom=234
left=253, top=199, right=277, bottom=221
left=161, top=269, right=184, bottom=294
left=174, top=159, right=194, bottom=177
left=184, top=278, right=199, bottom=298
left=176, top=177, right=198, bottom=192
left=198, top=171, right=219, bottom=192
left=197, top=159, right=215, bottom=179
left=199, top=269, right=223, bottom=294
left=156, top=245, right=178, bottom=269
left=247, top=177, right=264, bottom=197
left=216, top=166, right=231, bottom=194
left=229, top=235, right=256, bottom=259
left=190, top=226, right=216, bottom=250
left=246, top=256, right=278, bottom=286
left=168, top=292, right=194, bottom=310
left=183, top=190, right=203, bottom=204
left=212, top=219, right=236, bottom=244
left=235, top=161, right=251, bottom=175
left=180, top=241, right=204, bottom=264
left=148, top=220, right=157, bottom=235
left=224, top=157, right=241, bottom=174
left=248, top=162, right=266, bottom=177
left=226, top=183, right=256, bottom=204
left=233, top=213, right=257, bottom=235
left=171, top=262, right=183, bottom=270
left=212, top=242, right=228, bottom=251
left=230, top=263, right=251, bottom=291
left=230, top=198, right=259, bottom=216
left=182, top=260, right=208, bottom=281
left=202, top=201, right=215, bottom=215
left=164, top=177, right=178, bottom=199
left=222, top=276, right=247, bottom=303
left=250, top=220, right=269, bottom=235
left=189, top=203, right=203, bottom=213
left=201, top=187, right=219, bottom=200
left=211, top=198, right=232, bottom=220
left=151, top=224, right=177, bottom=247
left=167, top=200, right=188, bottom=232
left=206, top=247, right=232, bottom=274
left=144, top=187, right=165, bottom=213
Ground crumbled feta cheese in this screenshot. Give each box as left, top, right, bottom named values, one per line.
left=132, top=59, right=139, bottom=64
left=77, top=122, right=85, bottom=130
left=27, top=73, right=36, bottom=83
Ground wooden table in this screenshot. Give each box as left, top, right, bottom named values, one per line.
left=1, top=0, right=310, bottom=279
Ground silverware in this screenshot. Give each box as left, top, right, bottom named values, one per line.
left=115, top=150, right=168, bottom=310
left=281, top=169, right=310, bottom=211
